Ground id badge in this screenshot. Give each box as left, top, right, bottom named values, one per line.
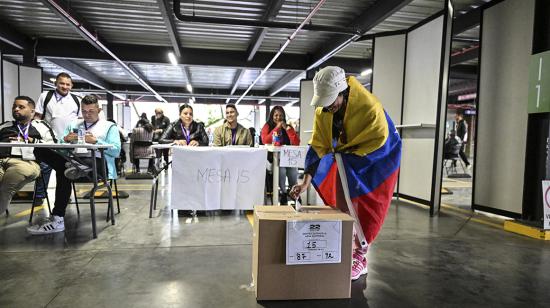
left=21, top=147, right=35, bottom=161
left=10, top=140, right=23, bottom=156
left=74, top=147, right=88, bottom=154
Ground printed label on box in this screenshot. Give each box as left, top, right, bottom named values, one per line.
left=286, top=220, right=342, bottom=265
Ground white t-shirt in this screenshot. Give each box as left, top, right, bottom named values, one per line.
left=36, top=90, right=80, bottom=139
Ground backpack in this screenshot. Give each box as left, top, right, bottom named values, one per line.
left=41, top=90, right=80, bottom=120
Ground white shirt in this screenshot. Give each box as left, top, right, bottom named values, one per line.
left=36, top=90, right=80, bottom=139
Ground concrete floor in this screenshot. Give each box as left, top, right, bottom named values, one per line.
left=1, top=171, right=550, bottom=308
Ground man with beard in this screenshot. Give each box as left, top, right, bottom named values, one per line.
left=33, top=72, right=80, bottom=206
left=0, top=96, right=56, bottom=213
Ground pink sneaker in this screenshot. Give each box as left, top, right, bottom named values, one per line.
left=351, top=251, right=368, bottom=280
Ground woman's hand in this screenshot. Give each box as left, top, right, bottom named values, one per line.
left=188, top=140, right=199, bottom=146
left=290, top=182, right=309, bottom=200
left=174, top=139, right=188, bottom=146
left=290, top=174, right=312, bottom=199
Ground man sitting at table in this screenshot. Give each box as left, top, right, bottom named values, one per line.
left=0, top=96, right=56, bottom=214
left=213, top=104, right=252, bottom=146
left=27, top=95, right=120, bottom=235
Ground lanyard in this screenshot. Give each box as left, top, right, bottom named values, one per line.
left=54, top=91, right=66, bottom=103
left=231, top=128, right=237, bottom=145
left=17, top=122, right=30, bottom=143
left=84, top=120, right=99, bottom=131
left=180, top=123, right=191, bottom=144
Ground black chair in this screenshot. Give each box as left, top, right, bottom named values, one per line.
left=28, top=173, right=52, bottom=223
left=443, top=152, right=466, bottom=175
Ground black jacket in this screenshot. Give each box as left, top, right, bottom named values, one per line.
left=151, top=115, right=171, bottom=141
left=160, top=120, right=209, bottom=146
left=456, top=119, right=468, bottom=142
left=0, top=120, right=56, bottom=158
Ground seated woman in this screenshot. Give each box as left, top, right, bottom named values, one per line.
left=160, top=104, right=208, bottom=217
left=130, top=120, right=155, bottom=173
left=260, top=106, right=300, bottom=204
left=160, top=104, right=208, bottom=146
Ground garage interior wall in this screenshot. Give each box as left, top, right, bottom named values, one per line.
left=2, top=60, right=18, bottom=122
left=474, top=0, right=535, bottom=214
left=372, top=34, right=406, bottom=124
left=399, top=16, right=444, bottom=202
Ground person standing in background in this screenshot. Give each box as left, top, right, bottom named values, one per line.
left=151, top=108, right=170, bottom=164
left=33, top=72, right=80, bottom=206
left=455, top=112, right=471, bottom=169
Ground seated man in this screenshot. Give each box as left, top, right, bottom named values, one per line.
left=28, top=95, right=121, bottom=235
left=0, top=96, right=55, bottom=213
left=444, top=130, right=462, bottom=159
left=213, top=104, right=252, bottom=146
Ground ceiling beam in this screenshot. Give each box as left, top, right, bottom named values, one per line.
left=157, top=0, right=182, bottom=58
left=46, top=58, right=111, bottom=90
left=450, top=65, right=477, bottom=79
left=451, top=45, right=479, bottom=66
left=72, top=83, right=299, bottom=101
left=246, top=0, right=285, bottom=61
left=308, top=0, right=413, bottom=70
left=225, top=69, right=247, bottom=104
left=452, top=6, right=481, bottom=36
left=0, top=21, right=32, bottom=50
left=39, top=0, right=168, bottom=103
left=38, top=0, right=103, bottom=51
left=18, top=39, right=368, bottom=74
left=269, top=71, right=303, bottom=96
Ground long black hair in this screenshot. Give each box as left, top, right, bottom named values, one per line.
left=267, top=106, right=286, bottom=130
left=179, top=104, right=193, bottom=114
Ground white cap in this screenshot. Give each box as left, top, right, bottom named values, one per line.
left=310, top=66, right=348, bottom=108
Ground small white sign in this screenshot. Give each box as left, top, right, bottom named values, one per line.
left=286, top=220, right=342, bottom=265
left=542, top=181, right=550, bottom=229
left=279, top=146, right=307, bottom=168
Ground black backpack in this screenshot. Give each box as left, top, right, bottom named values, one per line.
left=41, top=90, right=80, bottom=120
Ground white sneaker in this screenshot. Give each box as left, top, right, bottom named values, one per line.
left=27, top=215, right=65, bottom=235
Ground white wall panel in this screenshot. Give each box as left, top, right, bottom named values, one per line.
left=475, top=0, right=535, bottom=214
left=19, top=65, right=42, bottom=105
left=372, top=34, right=406, bottom=124
left=399, top=16, right=444, bottom=201
left=2, top=60, right=19, bottom=122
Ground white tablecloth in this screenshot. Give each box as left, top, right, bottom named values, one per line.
left=170, top=146, right=267, bottom=210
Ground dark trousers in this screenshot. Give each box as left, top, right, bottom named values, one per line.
left=155, top=148, right=169, bottom=164
left=34, top=162, right=52, bottom=197
left=133, top=158, right=155, bottom=172
left=459, top=144, right=470, bottom=166
left=34, top=148, right=105, bottom=217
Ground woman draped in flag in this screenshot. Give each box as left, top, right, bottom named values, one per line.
left=290, top=66, right=401, bottom=281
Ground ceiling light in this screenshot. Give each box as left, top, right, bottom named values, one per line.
left=360, top=69, right=372, bottom=76
left=168, top=52, right=178, bottom=66
left=186, top=84, right=193, bottom=93
left=49, top=77, right=56, bottom=82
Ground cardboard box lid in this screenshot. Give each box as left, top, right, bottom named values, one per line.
left=255, top=206, right=354, bottom=222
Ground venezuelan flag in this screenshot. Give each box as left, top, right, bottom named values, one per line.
left=305, top=76, right=401, bottom=244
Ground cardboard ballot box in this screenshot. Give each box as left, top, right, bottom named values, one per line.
left=252, top=205, right=354, bottom=300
